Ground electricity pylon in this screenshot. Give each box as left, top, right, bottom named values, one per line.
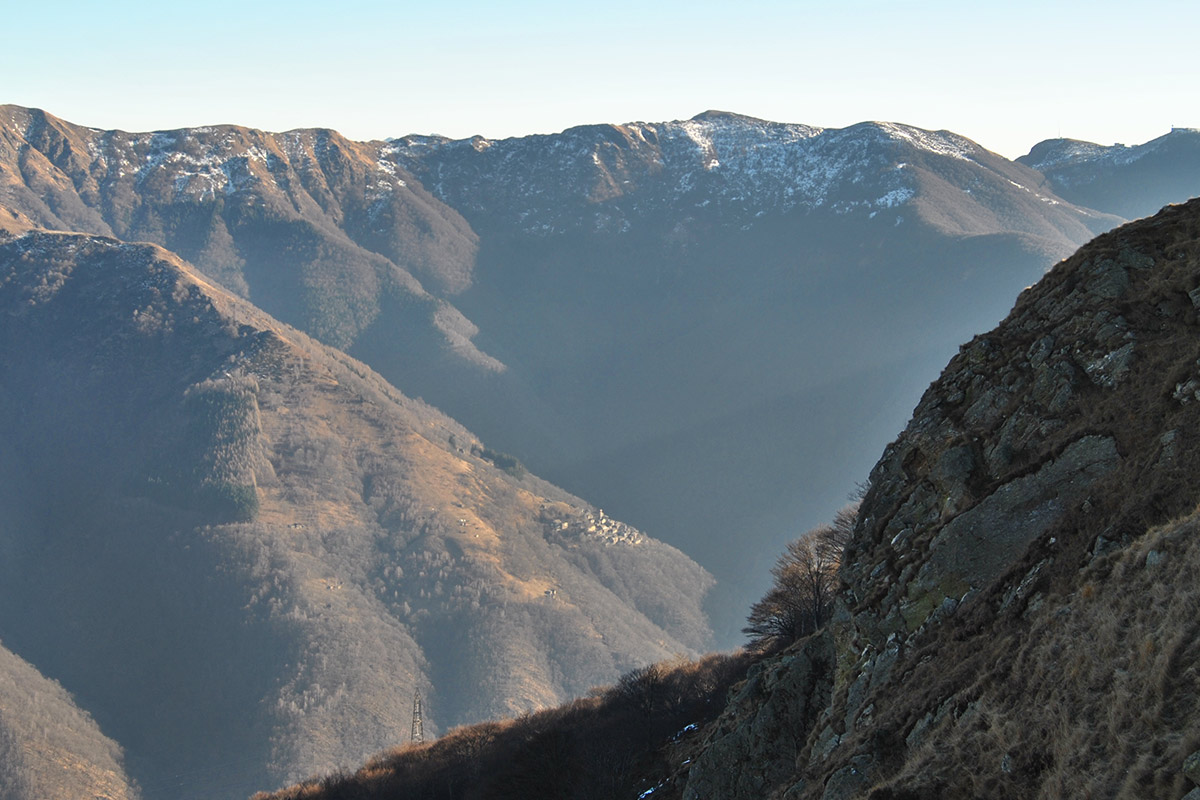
left=411, top=690, right=425, bottom=745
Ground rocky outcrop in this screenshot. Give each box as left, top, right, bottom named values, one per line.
left=680, top=199, right=1200, bottom=798
left=683, top=632, right=834, bottom=800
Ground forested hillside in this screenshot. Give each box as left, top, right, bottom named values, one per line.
left=0, top=230, right=710, bottom=799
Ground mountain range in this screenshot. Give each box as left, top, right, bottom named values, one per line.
left=0, top=104, right=1197, bottom=798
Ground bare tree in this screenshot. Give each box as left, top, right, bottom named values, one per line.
left=743, top=502, right=859, bottom=650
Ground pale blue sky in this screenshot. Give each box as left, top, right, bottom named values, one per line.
left=5, top=0, right=1197, bottom=157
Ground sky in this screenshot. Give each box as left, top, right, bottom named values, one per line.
left=4, top=0, right=1198, bottom=159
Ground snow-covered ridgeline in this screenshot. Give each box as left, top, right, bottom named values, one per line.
left=383, top=115, right=983, bottom=235
left=1023, top=128, right=1200, bottom=178
left=69, top=127, right=409, bottom=203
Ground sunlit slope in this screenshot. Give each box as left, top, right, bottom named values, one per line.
left=0, top=230, right=710, bottom=799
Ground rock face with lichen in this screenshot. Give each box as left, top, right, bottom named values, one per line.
left=683, top=631, right=835, bottom=800
left=680, top=198, right=1200, bottom=799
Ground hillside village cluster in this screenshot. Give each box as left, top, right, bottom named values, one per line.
left=542, top=506, right=645, bottom=546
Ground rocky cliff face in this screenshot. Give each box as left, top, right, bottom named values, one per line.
left=680, top=198, right=1200, bottom=798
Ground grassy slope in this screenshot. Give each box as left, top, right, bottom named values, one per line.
left=0, top=230, right=712, bottom=799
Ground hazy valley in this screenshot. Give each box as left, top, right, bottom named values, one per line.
left=260, top=189, right=1200, bottom=800
left=4, top=106, right=1177, bottom=640
left=0, top=104, right=1198, bottom=798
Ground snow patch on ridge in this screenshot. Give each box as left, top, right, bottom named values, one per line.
left=68, top=128, right=415, bottom=206
left=873, top=122, right=977, bottom=161
left=385, top=116, right=945, bottom=235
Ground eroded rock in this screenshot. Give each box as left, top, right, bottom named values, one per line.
left=682, top=632, right=834, bottom=800
left=904, top=435, right=1120, bottom=629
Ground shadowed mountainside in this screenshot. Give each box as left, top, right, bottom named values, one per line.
left=0, top=230, right=711, bottom=799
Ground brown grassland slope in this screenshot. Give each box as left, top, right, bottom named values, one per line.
left=0, top=230, right=711, bottom=799
left=0, top=641, right=138, bottom=800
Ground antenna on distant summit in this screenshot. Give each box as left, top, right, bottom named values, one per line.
left=411, top=690, right=425, bottom=745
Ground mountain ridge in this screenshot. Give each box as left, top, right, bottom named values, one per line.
left=387, top=113, right=1115, bottom=246
left=0, top=104, right=490, bottom=358
left=1019, top=126, right=1200, bottom=219
left=0, top=227, right=711, bottom=799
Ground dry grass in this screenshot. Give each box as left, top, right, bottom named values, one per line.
left=830, top=202, right=1200, bottom=800
left=876, top=511, right=1200, bottom=799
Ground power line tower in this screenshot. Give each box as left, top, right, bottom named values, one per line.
left=410, top=690, right=425, bottom=745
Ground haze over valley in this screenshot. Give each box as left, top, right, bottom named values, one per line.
left=1, top=96, right=1198, bottom=799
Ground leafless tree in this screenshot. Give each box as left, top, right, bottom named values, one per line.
left=743, top=502, right=858, bottom=650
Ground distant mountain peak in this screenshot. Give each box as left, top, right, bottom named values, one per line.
left=1019, top=127, right=1200, bottom=218
left=1019, top=137, right=1124, bottom=171
left=860, top=120, right=982, bottom=160
left=689, top=109, right=770, bottom=124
